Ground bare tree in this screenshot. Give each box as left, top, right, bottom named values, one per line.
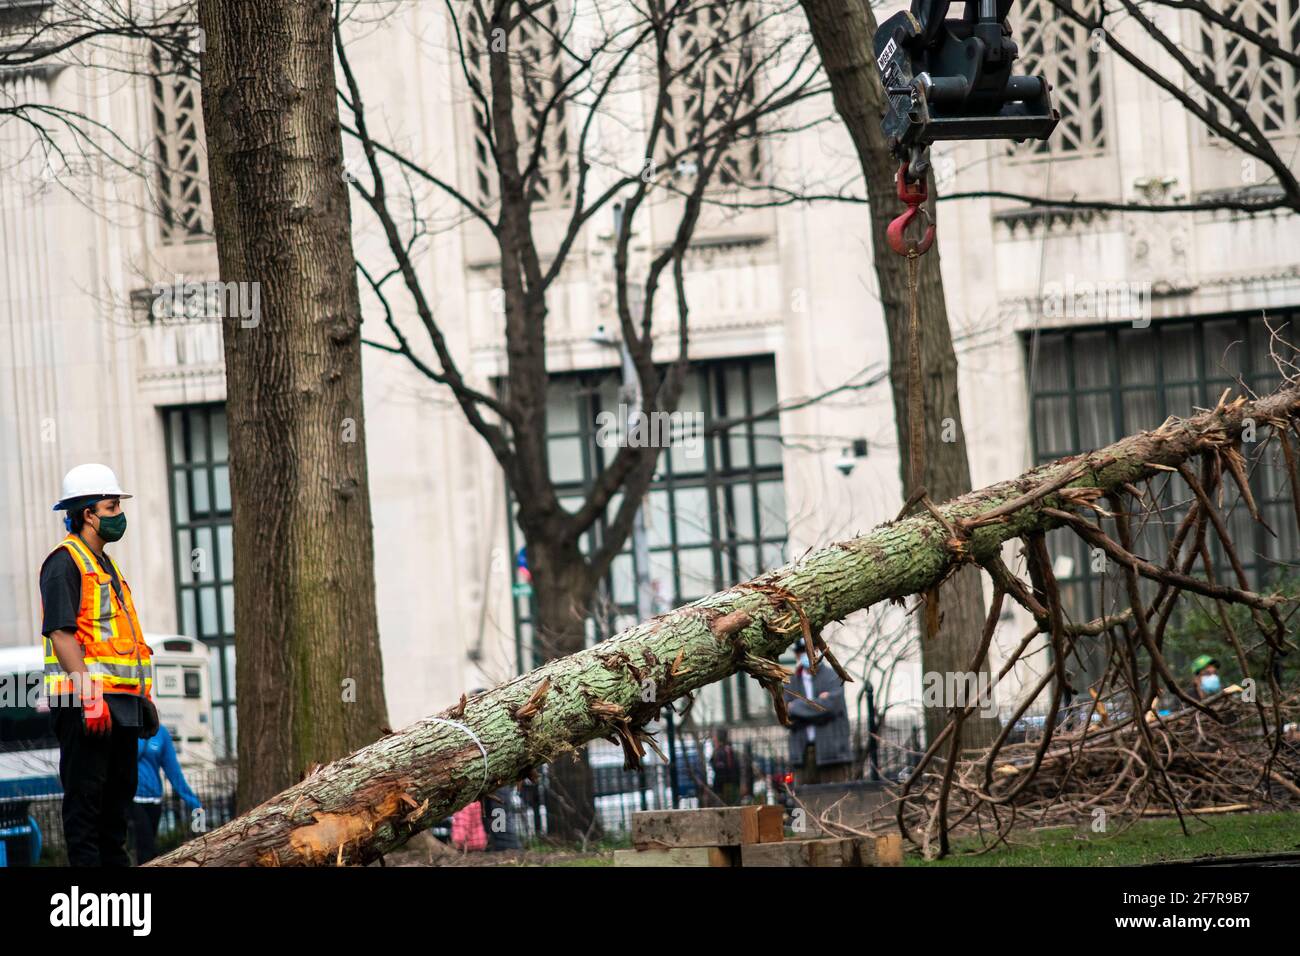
left=336, top=0, right=825, bottom=836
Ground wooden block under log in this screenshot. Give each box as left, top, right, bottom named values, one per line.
left=741, top=837, right=858, bottom=867
left=806, top=837, right=858, bottom=867
left=757, top=805, right=785, bottom=843
left=632, top=806, right=778, bottom=849
left=741, top=842, right=813, bottom=867
left=856, top=833, right=903, bottom=866
left=613, top=846, right=737, bottom=867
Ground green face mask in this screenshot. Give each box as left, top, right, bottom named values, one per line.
left=93, top=512, right=127, bottom=542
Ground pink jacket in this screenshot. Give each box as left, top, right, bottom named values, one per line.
left=450, top=801, right=488, bottom=851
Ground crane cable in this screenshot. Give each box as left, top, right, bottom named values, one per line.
left=888, top=158, right=939, bottom=639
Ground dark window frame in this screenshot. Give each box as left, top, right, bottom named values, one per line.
left=1025, top=310, right=1298, bottom=681
left=162, top=402, right=235, bottom=760
left=506, top=355, right=787, bottom=724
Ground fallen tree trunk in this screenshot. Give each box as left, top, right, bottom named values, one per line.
left=152, top=386, right=1300, bottom=865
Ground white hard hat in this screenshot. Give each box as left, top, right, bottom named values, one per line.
left=52, top=463, right=132, bottom=511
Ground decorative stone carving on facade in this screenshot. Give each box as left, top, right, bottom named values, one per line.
left=1010, top=0, right=1107, bottom=156
left=1195, top=184, right=1289, bottom=209
left=130, top=284, right=226, bottom=384
left=149, top=36, right=212, bottom=241
left=1120, top=175, right=1192, bottom=295
left=992, top=205, right=1112, bottom=236
left=1198, top=0, right=1300, bottom=137
left=1199, top=263, right=1300, bottom=289
left=464, top=2, right=572, bottom=208
left=659, top=1, right=762, bottom=186
left=1123, top=212, right=1195, bottom=297
left=678, top=235, right=767, bottom=264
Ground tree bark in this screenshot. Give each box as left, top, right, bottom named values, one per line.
left=197, top=0, right=389, bottom=806
left=799, top=0, right=995, bottom=748
left=150, top=386, right=1300, bottom=866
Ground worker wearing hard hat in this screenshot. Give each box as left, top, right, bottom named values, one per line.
left=1190, top=654, right=1222, bottom=700
left=40, top=464, right=157, bottom=867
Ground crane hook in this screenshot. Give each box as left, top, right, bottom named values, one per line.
left=886, top=162, right=935, bottom=258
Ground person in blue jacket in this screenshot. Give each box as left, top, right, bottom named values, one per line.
left=132, top=725, right=202, bottom=864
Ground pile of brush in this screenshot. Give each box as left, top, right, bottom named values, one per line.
left=898, top=690, right=1300, bottom=856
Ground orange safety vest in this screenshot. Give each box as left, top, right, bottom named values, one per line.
left=41, top=534, right=153, bottom=700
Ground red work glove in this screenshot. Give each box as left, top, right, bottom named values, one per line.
left=81, top=688, right=112, bottom=735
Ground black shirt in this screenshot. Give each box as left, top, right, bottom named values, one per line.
left=40, top=542, right=143, bottom=727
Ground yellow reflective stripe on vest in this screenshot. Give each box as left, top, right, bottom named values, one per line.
left=86, top=663, right=144, bottom=682
left=104, top=551, right=145, bottom=647
left=43, top=636, right=73, bottom=694
left=62, top=537, right=108, bottom=646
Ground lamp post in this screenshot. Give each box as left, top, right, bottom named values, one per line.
left=593, top=202, right=678, bottom=806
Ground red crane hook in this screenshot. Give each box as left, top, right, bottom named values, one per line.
left=886, top=163, right=936, bottom=258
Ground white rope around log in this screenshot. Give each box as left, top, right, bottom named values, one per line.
left=425, top=716, right=490, bottom=793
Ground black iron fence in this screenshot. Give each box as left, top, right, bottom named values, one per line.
left=448, top=716, right=925, bottom=846
left=2, top=717, right=924, bottom=862
left=1, top=764, right=237, bottom=866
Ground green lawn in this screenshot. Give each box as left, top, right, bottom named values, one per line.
left=523, top=809, right=1300, bottom=867
left=913, top=810, right=1300, bottom=866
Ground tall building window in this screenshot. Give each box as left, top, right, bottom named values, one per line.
left=1027, top=312, right=1298, bottom=679
left=150, top=35, right=212, bottom=241
left=660, top=1, right=762, bottom=186
left=463, top=2, right=572, bottom=207
left=1011, top=0, right=1106, bottom=155
left=508, top=356, right=786, bottom=724
left=163, top=404, right=235, bottom=759
left=1198, top=0, right=1300, bottom=137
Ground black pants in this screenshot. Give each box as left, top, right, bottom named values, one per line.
left=55, top=706, right=139, bottom=867
left=131, top=803, right=162, bottom=864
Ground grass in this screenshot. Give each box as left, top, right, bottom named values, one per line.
left=511, top=811, right=1300, bottom=867
left=912, top=810, right=1300, bottom=866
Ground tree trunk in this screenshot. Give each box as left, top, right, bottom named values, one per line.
left=149, top=387, right=1300, bottom=865
left=197, top=0, right=389, bottom=806
left=799, top=0, right=996, bottom=748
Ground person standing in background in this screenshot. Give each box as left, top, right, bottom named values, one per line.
left=1190, top=655, right=1222, bottom=700
left=709, top=729, right=742, bottom=805
left=133, top=724, right=204, bottom=864
left=783, top=639, right=852, bottom=785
